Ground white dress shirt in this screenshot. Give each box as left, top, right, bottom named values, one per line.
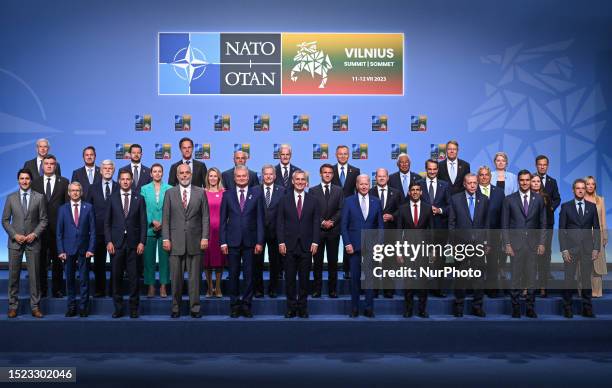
left=19, top=189, right=31, bottom=210
left=447, top=159, right=458, bottom=183
left=359, top=193, right=369, bottom=218
left=236, top=185, right=249, bottom=201
left=294, top=190, right=305, bottom=207
left=71, top=200, right=81, bottom=221
left=43, top=174, right=56, bottom=196
left=519, top=190, right=531, bottom=207
left=410, top=200, right=421, bottom=223
left=181, top=185, right=191, bottom=205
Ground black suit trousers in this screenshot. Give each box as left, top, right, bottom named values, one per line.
left=92, top=235, right=108, bottom=295
left=312, top=233, right=340, bottom=294
left=510, top=246, right=536, bottom=308
left=285, top=241, right=312, bottom=311
left=562, top=252, right=593, bottom=310
left=40, top=231, right=63, bottom=295
left=111, top=240, right=140, bottom=311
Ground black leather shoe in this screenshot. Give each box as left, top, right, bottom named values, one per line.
left=526, top=309, right=538, bottom=318
left=417, top=310, right=429, bottom=318
left=268, top=291, right=277, bottom=298
left=582, top=309, right=595, bottom=318
left=171, top=311, right=180, bottom=318
left=431, top=290, right=446, bottom=298
left=230, top=309, right=240, bottom=318
left=454, top=306, right=464, bottom=317
left=254, top=292, right=264, bottom=299
left=343, top=273, right=351, bottom=280
left=349, top=309, right=359, bottom=318
left=54, top=291, right=64, bottom=298
left=329, top=291, right=338, bottom=298
left=403, top=310, right=413, bottom=318
left=383, top=291, right=394, bottom=299
left=65, top=309, right=77, bottom=317
left=190, top=312, right=202, bottom=318
left=363, top=309, right=375, bottom=318
left=472, top=308, right=486, bottom=318
left=312, top=291, right=321, bottom=298
left=130, top=311, right=139, bottom=319
left=285, top=310, right=296, bottom=318
left=79, top=310, right=89, bottom=318
left=298, top=310, right=309, bottom=318
left=563, top=309, right=573, bottom=318
left=511, top=308, right=521, bottom=318
left=112, top=311, right=123, bottom=319
left=242, top=308, right=253, bottom=318
left=94, top=292, right=105, bottom=298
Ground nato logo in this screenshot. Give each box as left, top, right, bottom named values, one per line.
left=159, top=33, right=221, bottom=95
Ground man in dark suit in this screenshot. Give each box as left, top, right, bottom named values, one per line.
left=168, top=137, right=207, bottom=187
left=222, top=150, right=259, bottom=190
left=23, top=138, right=62, bottom=181
left=2, top=169, right=48, bottom=318
left=502, top=170, right=546, bottom=318
left=559, top=178, right=600, bottom=318
left=397, top=181, right=434, bottom=318
left=438, top=140, right=470, bottom=195
left=477, top=166, right=505, bottom=297
left=220, top=165, right=265, bottom=318
left=310, top=164, right=344, bottom=298
left=119, top=143, right=152, bottom=194
left=449, top=173, right=489, bottom=317
left=274, top=144, right=301, bottom=192
left=370, top=168, right=401, bottom=298
left=535, top=155, right=561, bottom=293
left=255, top=165, right=285, bottom=298
left=31, top=155, right=69, bottom=298
left=420, top=159, right=452, bottom=297
left=388, top=153, right=422, bottom=204
left=86, top=159, right=118, bottom=297
left=277, top=170, right=320, bottom=318
left=57, top=182, right=96, bottom=317
left=104, top=169, right=147, bottom=318
left=71, top=146, right=101, bottom=200
left=341, top=174, right=384, bottom=318
left=330, top=145, right=360, bottom=279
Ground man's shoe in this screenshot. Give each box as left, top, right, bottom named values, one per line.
left=403, top=309, right=413, bottom=318
left=268, top=291, right=277, bottom=298
left=65, top=309, right=77, bottom=318
left=31, top=309, right=44, bottom=318
left=230, top=309, right=240, bottom=318
left=383, top=291, right=394, bottom=299
left=453, top=305, right=464, bottom=318
left=242, top=308, right=253, bottom=318
left=349, top=309, right=359, bottom=318
left=190, top=312, right=202, bottom=318
left=343, top=273, right=351, bottom=280
left=582, top=309, right=596, bottom=318
left=254, top=292, right=264, bottom=299
left=94, top=292, right=105, bottom=298
left=312, top=291, right=321, bottom=298
left=511, top=308, right=521, bottom=318
left=285, top=310, right=296, bottom=318
left=363, top=309, right=375, bottom=318
left=417, top=310, right=429, bottom=318
left=7, top=310, right=17, bottom=319
left=329, top=291, right=338, bottom=298
left=53, top=291, right=64, bottom=298
left=526, top=309, right=538, bottom=318
left=130, top=311, right=139, bottom=319
left=79, top=311, right=89, bottom=318
left=298, top=309, right=309, bottom=318
left=170, top=311, right=180, bottom=318
left=563, top=308, right=573, bottom=318
left=472, top=308, right=486, bottom=318
left=112, top=310, right=123, bottom=319
left=431, top=290, right=446, bottom=298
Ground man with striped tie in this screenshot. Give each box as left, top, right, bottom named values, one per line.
left=274, top=144, right=301, bottom=193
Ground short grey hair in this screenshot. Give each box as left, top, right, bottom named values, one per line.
left=36, top=138, right=50, bottom=147
left=396, top=153, right=411, bottom=163
left=261, top=164, right=275, bottom=175
left=279, top=144, right=292, bottom=154
left=234, top=165, right=249, bottom=175
left=69, top=181, right=82, bottom=191
left=292, top=169, right=308, bottom=182
left=356, top=174, right=370, bottom=186
left=101, top=159, right=115, bottom=168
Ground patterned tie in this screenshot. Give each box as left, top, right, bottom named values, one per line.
left=468, top=195, right=475, bottom=221
left=360, top=195, right=367, bottom=219
left=413, top=203, right=419, bottom=226
left=182, top=188, right=188, bottom=209
left=578, top=201, right=584, bottom=218
left=73, top=204, right=79, bottom=226
left=38, top=160, right=43, bottom=176
left=133, top=165, right=139, bottom=187
left=265, top=186, right=271, bottom=208
left=450, top=161, right=457, bottom=183
left=380, top=188, right=386, bottom=210
left=239, top=189, right=245, bottom=212
left=123, top=193, right=130, bottom=217
left=283, top=166, right=289, bottom=187
left=87, top=168, right=93, bottom=184
left=105, top=182, right=110, bottom=200
left=402, top=175, right=408, bottom=197
left=483, top=185, right=489, bottom=197
left=297, top=194, right=303, bottom=219
left=46, top=177, right=52, bottom=200
left=21, top=192, right=28, bottom=213
left=340, top=166, right=346, bottom=187
left=428, top=180, right=435, bottom=201
left=523, top=194, right=529, bottom=216
left=324, top=184, right=330, bottom=200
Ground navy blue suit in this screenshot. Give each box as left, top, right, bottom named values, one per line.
left=277, top=191, right=320, bottom=312
left=57, top=201, right=96, bottom=312
left=389, top=171, right=423, bottom=204
left=119, top=164, right=152, bottom=194
left=254, top=184, right=285, bottom=295
left=104, top=190, right=147, bottom=313
left=502, top=191, right=546, bottom=310
left=449, top=191, right=489, bottom=312
left=559, top=199, right=600, bottom=311
left=274, top=163, right=301, bottom=192
left=341, top=194, right=384, bottom=312
left=71, top=166, right=101, bottom=200
left=478, top=185, right=505, bottom=292
left=420, top=178, right=451, bottom=229
left=86, top=180, right=117, bottom=295
left=220, top=186, right=265, bottom=310
left=222, top=168, right=259, bottom=190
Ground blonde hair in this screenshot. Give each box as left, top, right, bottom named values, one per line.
left=206, top=167, right=224, bottom=190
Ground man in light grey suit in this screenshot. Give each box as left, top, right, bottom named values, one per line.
left=162, top=163, right=210, bottom=318
left=2, top=169, right=48, bottom=318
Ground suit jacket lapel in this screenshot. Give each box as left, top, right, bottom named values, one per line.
left=460, top=195, right=471, bottom=225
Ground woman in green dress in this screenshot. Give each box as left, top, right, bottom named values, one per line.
left=141, top=163, right=172, bottom=297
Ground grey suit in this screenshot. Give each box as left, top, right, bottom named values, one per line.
left=2, top=190, right=48, bottom=311
left=162, top=185, right=210, bottom=314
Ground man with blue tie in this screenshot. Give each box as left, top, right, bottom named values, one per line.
left=220, top=165, right=265, bottom=318
left=105, top=170, right=147, bottom=318
left=502, top=170, right=546, bottom=318
left=86, top=160, right=118, bottom=297
left=71, top=146, right=101, bottom=200
left=559, top=178, right=600, bottom=318
left=389, top=153, right=423, bottom=205
left=57, top=182, right=96, bottom=317
left=449, top=173, right=489, bottom=317
left=341, top=174, right=384, bottom=318
left=277, top=170, right=320, bottom=318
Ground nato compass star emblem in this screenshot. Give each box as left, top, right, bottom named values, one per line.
left=171, top=43, right=208, bottom=83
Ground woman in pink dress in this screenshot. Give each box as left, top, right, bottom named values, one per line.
left=204, top=167, right=226, bottom=297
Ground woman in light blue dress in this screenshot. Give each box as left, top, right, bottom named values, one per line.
left=490, top=151, right=518, bottom=196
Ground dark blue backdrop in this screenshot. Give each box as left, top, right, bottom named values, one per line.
left=0, top=0, right=610, bottom=261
